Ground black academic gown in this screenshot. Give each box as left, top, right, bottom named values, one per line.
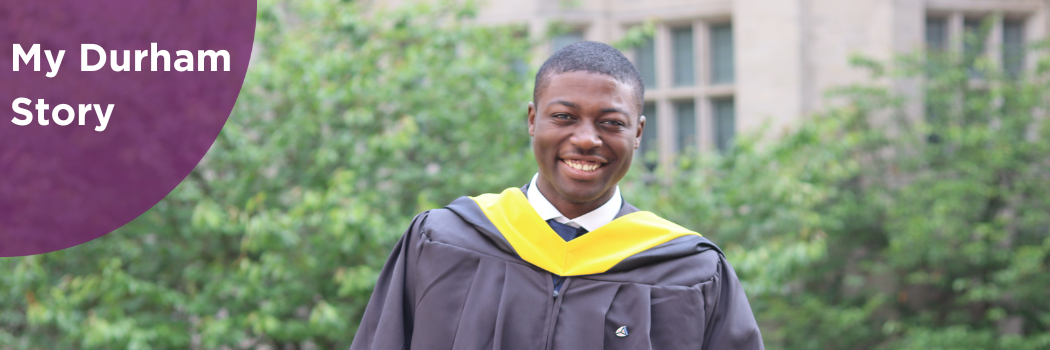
left=349, top=186, right=764, bottom=350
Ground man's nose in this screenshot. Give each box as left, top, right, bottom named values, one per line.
left=570, top=122, right=602, bottom=150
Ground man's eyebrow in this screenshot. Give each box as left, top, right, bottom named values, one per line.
left=547, top=100, right=578, bottom=109
left=599, top=107, right=631, bottom=116
left=547, top=100, right=631, bottom=116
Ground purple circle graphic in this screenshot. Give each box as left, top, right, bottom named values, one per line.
left=0, top=0, right=256, bottom=256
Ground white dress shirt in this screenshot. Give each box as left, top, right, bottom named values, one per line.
left=525, top=173, right=622, bottom=232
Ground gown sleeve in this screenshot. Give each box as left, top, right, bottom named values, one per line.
left=702, top=255, right=765, bottom=349
left=349, top=211, right=429, bottom=350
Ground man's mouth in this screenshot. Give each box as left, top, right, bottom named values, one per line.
left=561, top=159, right=606, bottom=172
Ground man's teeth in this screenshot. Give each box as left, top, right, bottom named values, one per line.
left=563, top=159, right=602, bottom=172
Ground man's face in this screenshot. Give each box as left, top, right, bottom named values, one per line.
left=528, top=71, right=645, bottom=207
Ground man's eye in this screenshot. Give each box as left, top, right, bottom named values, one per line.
left=552, top=113, right=573, bottom=120
left=602, top=120, right=626, bottom=127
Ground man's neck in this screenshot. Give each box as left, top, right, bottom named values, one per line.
left=534, top=178, right=615, bottom=220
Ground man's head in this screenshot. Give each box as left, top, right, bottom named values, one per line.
left=533, top=41, right=646, bottom=113
left=528, top=41, right=646, bottom=217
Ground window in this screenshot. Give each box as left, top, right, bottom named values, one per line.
left=713, top=98, right=735, bottom=152
left=922, top=10, right=1030, bottom=139
left=674, top=100, right=696, bottom=152
left=551, top=31, right=583, bottom=53
left=629, top=19, right=734, bottom=166
left=1003, top=19, right=1024, bottom=78
left=925, top=18, right=948, bottom=51
left=640, top=103, right=658, bottom=170
left=963, top=18, right=985, bottom=78
left=710, top=24, right=734, bottom=84
left=923, top=13, right=1028, bottom=79
left=635, top=38, right=656, bottom=88
left=672, top=27, right=695, bottom=86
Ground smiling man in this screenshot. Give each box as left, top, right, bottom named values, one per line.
left=350, top=41, right=763, bottom=349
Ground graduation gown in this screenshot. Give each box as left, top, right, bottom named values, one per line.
left=350, top=187, right=763, bottom=349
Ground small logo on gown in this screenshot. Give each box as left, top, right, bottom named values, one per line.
left=615, top=326, right=629, bottom=338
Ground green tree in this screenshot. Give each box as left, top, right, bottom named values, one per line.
left=621, top=33, right=1050, bottom=349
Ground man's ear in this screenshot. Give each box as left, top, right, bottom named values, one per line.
left=635, top=115, right=646, bottom=149
left=527, top=102, right=537, bottom=137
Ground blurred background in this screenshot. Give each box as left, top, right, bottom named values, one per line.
left=3, top=0, right=1050, bottom=348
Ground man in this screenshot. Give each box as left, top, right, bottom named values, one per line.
left=350, top=41, right=763, bottom=349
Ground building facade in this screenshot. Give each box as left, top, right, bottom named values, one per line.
left=384, top=0, right=1050, bottom=164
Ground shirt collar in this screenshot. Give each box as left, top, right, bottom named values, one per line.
left=526, top=173, right=622, bottom=232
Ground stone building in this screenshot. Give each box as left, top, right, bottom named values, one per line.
left=384, top=0, right=1050, bottom=163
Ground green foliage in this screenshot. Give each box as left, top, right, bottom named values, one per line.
left=611, top=21, right=655, bottom=51
left=2, top=1, right=1048, bottom=349
left=620, top=37, right=1050, bottom=348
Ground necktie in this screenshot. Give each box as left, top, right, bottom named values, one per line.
left=546, top=219, right=588, bottom=242
left=546, top=219, right=587, bottom=293
left=546, top=219, right=589, bottom=293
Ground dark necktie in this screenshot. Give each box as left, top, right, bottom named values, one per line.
left=546, top=219, right=587, bottom=293
left=546, top=219, right=589, bottom=242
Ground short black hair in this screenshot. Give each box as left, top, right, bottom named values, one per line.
left=533, top=41, right=645, bottom=114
